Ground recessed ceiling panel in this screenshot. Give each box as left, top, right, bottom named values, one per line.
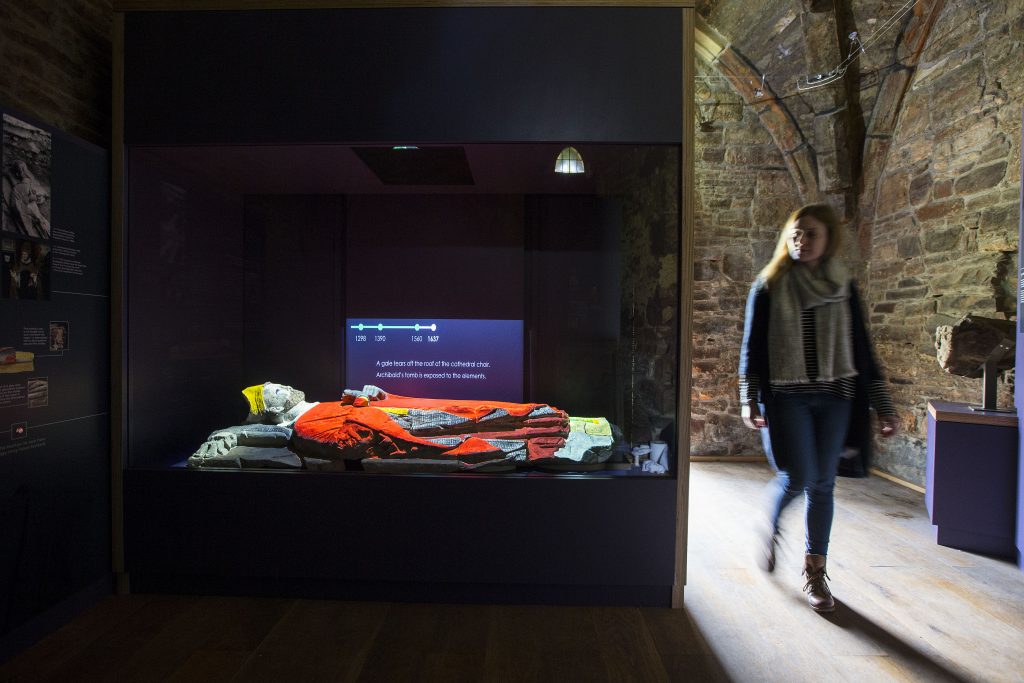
left=353, top=146, right=475, bottom=186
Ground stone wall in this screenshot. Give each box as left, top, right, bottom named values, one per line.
left=690, top=61, right=803, bottom=456
left=0, top=1, right=112, bottom=147
left=692, top=0, right=1022, bottom=487
left=860, top=0, right=1023, bottom=484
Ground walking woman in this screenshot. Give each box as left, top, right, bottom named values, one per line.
left=738, top=204, right=898, bottom=612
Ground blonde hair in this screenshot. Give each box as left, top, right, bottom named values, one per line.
left=758, top=203, right=842, bottom=286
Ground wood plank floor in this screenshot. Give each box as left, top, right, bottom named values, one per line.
left=2, top=462, right=1022, bottom=682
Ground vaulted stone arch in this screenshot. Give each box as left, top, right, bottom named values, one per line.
left=695, top=16, right=819, bottom=202
left=858, top=0, right=946, bottom=250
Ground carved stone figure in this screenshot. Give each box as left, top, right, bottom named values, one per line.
left=188, top=383, right=617, bottom=473
left=188, top=383, right=383, bottom=468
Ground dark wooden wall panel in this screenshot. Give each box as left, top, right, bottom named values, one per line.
left=124, top=7, right=682, bottom=145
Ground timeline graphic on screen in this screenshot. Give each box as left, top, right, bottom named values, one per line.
left=345, top=318, right=524, bottom=401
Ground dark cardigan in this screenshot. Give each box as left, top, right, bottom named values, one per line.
left=739, top=277, right=885, bottom=478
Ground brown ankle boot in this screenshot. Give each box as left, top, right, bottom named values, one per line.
left=802, top=553, right=835, bottom=612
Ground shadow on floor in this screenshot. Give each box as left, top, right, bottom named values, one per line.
left=827, top=600, right=974, bottom=683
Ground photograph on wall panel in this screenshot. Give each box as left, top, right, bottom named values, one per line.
left=2, top=113, right=53, bottom=241
left=2, top=237, right=51, bottom=301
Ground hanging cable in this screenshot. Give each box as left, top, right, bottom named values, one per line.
left=797, top=0, right=920, bottom=90
left=697, top=0, right=926, bottom=103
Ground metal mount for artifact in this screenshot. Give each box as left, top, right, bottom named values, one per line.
left=972, top=338, right=1015, bottom=413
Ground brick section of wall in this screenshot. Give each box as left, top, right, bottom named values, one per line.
left=862, top=0, right=1023, bottom=484
left=690, top=62, right=802, bottom=456
left=0, top=1, right=112, bottom=147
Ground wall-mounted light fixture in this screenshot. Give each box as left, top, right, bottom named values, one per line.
left=554, top=146, right=585, bottom=174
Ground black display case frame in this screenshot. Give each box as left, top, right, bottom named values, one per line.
left=112, top=1, right=696, bottom=607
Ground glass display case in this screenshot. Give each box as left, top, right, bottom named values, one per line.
left=116, top=3, right=692, bottom=606
left=126, top=143, right=680, bottom=476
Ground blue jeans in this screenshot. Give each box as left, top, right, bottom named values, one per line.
left=760, top=392, right=852, bottom=556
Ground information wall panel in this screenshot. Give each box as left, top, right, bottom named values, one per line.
left=0, top=108, right=110, bottom=647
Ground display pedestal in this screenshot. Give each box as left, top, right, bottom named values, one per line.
left=926, top=401, right=1018, bottom=557
left=125, top=469, right=677, bottom=606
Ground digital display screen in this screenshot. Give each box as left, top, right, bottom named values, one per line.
left=345, top=318, right=523, bottom=401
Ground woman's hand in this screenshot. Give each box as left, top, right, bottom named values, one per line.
left=741, top=402, right=766, bottom=429
left=879, top=414, right=898, bottom=438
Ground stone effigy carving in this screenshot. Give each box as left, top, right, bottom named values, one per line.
left=188, top=383, right=616, bottom=472
left=188, top=383, right=373, bottom=469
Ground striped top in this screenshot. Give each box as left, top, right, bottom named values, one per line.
left=740, top=308, right=896, bottom=416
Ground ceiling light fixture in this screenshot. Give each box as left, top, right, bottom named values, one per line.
left=554, top=146, right=585, bottom=174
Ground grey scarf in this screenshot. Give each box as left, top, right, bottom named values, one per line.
left=768, top=260, right=856, bottom=384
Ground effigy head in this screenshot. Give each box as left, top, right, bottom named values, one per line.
left=242, top=382, right=306, bottom=421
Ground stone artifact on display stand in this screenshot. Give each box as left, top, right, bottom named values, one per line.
left=935, top=314, right=1015, bottom=411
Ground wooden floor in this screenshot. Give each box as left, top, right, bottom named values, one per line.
left=2, top=462, right=1022, bottom=682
